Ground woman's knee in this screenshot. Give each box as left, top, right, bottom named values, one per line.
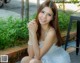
left=29, top=59, right=41, bottom=63
left=21, top=56, right=32, bottom=63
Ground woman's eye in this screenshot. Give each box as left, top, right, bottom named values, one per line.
left=48, top=14, right=52, bottom=16
left=41, top=11, right=45, bottom=13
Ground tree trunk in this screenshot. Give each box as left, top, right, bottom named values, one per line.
left=63, top=0, right=65, bottom=12
left=21, top=0, right=24, bottom=21
left=26, top=0, right=29, bottom=22
left=37, top=0, right=40, bottom=10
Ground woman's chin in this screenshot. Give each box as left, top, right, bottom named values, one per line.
left=40, top=22, right=47, bottom=25
left=39, top=21, right=45, bottom=24
left=39, top=21, right=44, bottom=24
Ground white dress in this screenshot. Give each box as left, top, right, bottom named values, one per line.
left=39, top=41, right=71, bottom=63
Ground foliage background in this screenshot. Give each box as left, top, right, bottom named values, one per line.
left=0, top=10, right=76, bottom=50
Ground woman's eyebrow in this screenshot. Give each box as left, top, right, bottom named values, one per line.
left=42, top=10, right=53, bottom=15
left=47, top=12, right=53, bottom=15
left=41, top=10, right=45, bottom=11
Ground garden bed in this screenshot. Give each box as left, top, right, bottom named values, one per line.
left=0, top=44, right=28, bottom=63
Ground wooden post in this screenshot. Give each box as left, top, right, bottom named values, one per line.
left=21, top=0, right=24, bottom=21
left=37, top=0, right=40, bottom=10
left=63, top=0, right=65, bottom=12
left=26, top=0, right=29, bottom=22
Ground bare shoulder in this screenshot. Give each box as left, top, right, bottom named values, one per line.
left=48, top=27, right=56, bottom=36
left=44, top=27, right=57, bottom=41
left=46, top=27, right=57, bottom=43
left=44, top=27, right=57, bottom=45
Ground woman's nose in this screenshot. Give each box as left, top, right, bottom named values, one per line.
left=43, top=14, right=47, bottom=19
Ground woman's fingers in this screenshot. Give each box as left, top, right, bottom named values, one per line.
left=26, top=19, right=37, bottom=29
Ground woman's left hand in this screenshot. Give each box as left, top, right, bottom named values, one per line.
left=27, top=20, right=38, bottom=34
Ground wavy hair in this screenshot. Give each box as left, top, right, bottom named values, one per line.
left=35, top=0, right=63, bottom=46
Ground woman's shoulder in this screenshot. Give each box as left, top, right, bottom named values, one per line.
left=45, top=27, right=57, bottom=40
left=48, top=27, right=56, bottom=35
left=48, top=27, right=58, bottom=43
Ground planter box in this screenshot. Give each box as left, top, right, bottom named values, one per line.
left=0, top=45, right=28, bottom=63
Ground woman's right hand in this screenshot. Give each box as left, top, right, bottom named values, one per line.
left=27, top=19, right=38, bottom=34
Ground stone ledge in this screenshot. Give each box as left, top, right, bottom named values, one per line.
left=0, top=45, right=28, bottom=63
left=0, top=45, right=27, bottom=55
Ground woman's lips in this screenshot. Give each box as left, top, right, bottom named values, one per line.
left=39, top=18, right=46, bottom=22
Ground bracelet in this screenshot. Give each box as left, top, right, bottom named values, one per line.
left=28, top=41, right=33, bottom=45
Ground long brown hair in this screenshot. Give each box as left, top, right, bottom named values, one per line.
left=35, top=0, right=63, bottom=46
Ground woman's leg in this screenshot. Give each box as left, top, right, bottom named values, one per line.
left=21, top=56, right=32, bottom=63
left=29, top=59, right=42, bottom=63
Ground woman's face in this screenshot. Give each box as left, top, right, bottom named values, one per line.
left=38, top=7, right=53, bottom=25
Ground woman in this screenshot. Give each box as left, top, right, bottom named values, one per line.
left=21, top=0, right=71, bottom=63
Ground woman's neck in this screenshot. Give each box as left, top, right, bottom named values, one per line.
left=41, top=24, right=50, bottom=32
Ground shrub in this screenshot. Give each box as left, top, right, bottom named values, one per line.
left=0, top=17, right=28, bottom=50
left=58, top=11, right=71, bottom=31
left=58, top=11, right=76, bottom=31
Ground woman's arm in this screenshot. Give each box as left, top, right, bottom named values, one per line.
left=27, top=19, right=38, bottom=58
left=27, top=20, right=40, bottom=59
left=31, top=32, right=40, bottom=59
left=32, top=29, right=57, bottom=60
left=28, top=32, right=34, bottom=58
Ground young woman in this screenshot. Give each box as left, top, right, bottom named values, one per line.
left=21, top=0, right=71, bottom=63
